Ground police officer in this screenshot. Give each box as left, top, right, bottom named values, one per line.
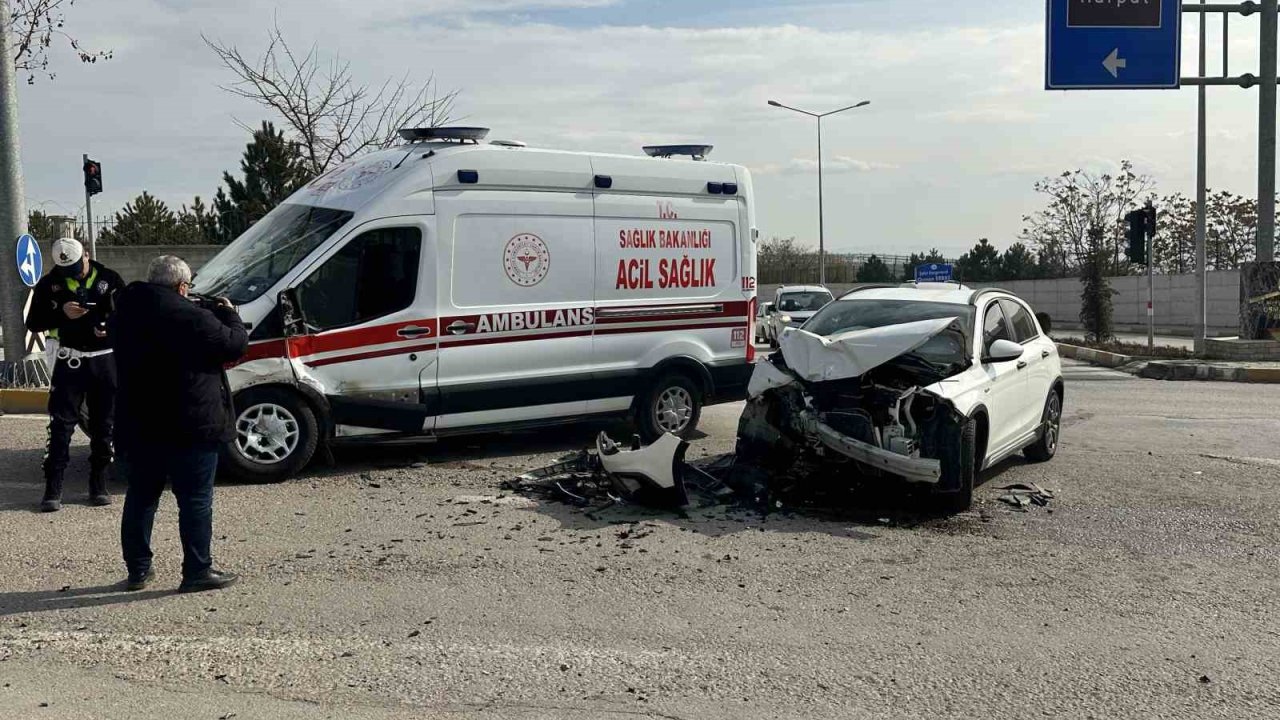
left=24, top=238, right=125, bottom=512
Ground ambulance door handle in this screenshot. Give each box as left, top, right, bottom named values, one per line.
left=446, top=320, right=476, bottom=335
left=397, top=325, right=433, bottom=339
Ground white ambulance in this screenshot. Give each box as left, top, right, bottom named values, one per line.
left=193, top=128, right=759, bottom=482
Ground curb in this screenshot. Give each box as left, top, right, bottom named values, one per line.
left=1057, top=343, right=1280, bottom=383
left=1055, top=343, right=1135, bottom=368
left=1140, top=361, right=1280, bottom=384
left=0, top=389, right=49, bottom=414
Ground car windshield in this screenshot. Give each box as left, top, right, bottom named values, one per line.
left=193, top=204, right=355, bottom=304
left=777, top=292, right=832, bottom=313
left=805, top=299, right=975, bottom=367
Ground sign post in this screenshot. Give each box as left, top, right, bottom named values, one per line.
left=1046, top=0, right=1182, bottom=90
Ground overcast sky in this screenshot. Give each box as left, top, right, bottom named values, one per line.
left=12, top=0, right=1269, bottom=256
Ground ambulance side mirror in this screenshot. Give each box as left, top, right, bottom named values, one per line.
left=279, top=288, right=307, bottom=338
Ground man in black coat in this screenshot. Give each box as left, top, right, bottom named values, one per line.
left=25, top=238, right=125, bottom=511
left=110, top=255, right=248, bottom=593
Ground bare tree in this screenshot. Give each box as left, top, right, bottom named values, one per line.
left=7, top=0, right=111, bottom=83
left=205, top=21, right=459, bottom=176
left=1020, top=160, right=1155, bottom=275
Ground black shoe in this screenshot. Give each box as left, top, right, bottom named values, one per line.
left=41, top=473, right=64, bottom=512
left=89, top=465, right=111, bottom=506
left=178, top=569, right=238, bottom=594
left=125, top=569, right=155, bottom=592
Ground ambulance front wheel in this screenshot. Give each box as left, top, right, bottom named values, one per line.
left=222, top=387, right=319, bottom=483
left=637, top=372, right=703, bottom=442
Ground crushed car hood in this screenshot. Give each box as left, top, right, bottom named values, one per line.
left=777, top=317, right=960, bottom=384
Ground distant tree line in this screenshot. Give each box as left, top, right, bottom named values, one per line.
left=761, top=159, right=1265, bottom=285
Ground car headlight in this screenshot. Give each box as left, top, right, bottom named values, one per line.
left=780, top=315, right=793, bottom=324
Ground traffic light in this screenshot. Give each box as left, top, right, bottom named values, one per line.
left=1125, top=208, right=1148, bottom=265
left=83, top=158, right=102, bottom=196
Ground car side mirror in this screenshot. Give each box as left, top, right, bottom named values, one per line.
left=984, top=338, right=1024, bottom=364
left=279, top=288, right=306, bottom=338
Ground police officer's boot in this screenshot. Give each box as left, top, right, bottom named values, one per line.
left=40, top=472, right=64, bottom=513
left=88, top=464, right=112, bottom=506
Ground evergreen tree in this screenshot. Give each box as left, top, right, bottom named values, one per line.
left=176, top=196, right=221, bottom=245
left=901, top=248, right=948, bottom=282
left=98, top=192, right=179, bottom=246
left=1079, top=227, right=1117, bottom=343
left=217, top=121, right=314, bottom=238
left=999, top=242, right=1039, bottom=281
left=955, top=238, right=1002, bottom=283
left=856, top=254, right=894, bottom=283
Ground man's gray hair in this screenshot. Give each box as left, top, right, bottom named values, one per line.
left=147, top=255, right=193, bottom=287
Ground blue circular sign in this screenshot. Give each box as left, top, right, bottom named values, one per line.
left=16, top=234, right=42, bottom=288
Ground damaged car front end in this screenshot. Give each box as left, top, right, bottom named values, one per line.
left=737, top=299, right=980, bottom=508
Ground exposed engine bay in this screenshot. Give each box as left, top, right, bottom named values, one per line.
left=736, top=319, right=974, bottom=496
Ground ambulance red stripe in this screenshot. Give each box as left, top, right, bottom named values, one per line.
left=230, top=304, right=751, bottom=369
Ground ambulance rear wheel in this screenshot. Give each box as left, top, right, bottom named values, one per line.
left=222, top=388, right=318, bottom=483
left=638, top=372, right=702, bottom=442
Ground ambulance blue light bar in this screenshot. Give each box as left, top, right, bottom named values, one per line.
left=398, top=127, right=490, bottom=143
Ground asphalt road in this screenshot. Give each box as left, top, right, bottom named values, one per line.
left=1, top=359, right=1279, bottom=719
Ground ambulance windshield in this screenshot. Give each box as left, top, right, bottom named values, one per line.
left=195, top=203, right=354, bottom=304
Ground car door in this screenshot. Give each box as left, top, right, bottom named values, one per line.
left=287, top=221, right=438, bottom=435
left=977, top=300, right=1029, bottom=461
left=1001, top=298, right=1055, bottom=434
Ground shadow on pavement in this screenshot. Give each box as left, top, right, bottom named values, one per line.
left=506, top=453, right=1030, bottom=541
left=276, top=419, right=707, bottom=483
left=0, top=444, right=133, bottom=513
left=0, top=583, right=171, bottom=617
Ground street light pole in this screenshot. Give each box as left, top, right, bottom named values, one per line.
left=768, top=99, right=871, bottom=287
left=816, top=114, right=825, bottom=285
left=0, top=0, right=31, bottom=368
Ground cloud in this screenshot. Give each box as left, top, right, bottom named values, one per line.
left=10, top=1, right=1269, bottom=256
left=753, top=156, right=899, bottom=175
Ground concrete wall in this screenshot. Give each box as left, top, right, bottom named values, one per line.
left=761, top=272, right=1242, bottom=337
left=93, top=245, right=224, bottom=283
left=971, top=271, right=1240, bottom=337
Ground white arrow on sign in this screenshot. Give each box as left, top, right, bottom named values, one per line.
left=19, top=236, right=38, bottom=285
left=1103, top=48, right=1127, bottom=79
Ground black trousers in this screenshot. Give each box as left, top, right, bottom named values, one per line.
left=44, top=352, right=116, bottom=478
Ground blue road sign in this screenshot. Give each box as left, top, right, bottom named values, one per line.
left=1046, top=0, right=1182, bottom=90
left=16, top=234, right=41, bottom=288
left=915, top=263, right=954, bottom=283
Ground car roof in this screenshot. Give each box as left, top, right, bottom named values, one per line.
left=838, top=283, right=983, bottom=306
left=777, top=285, right=830, bottom=294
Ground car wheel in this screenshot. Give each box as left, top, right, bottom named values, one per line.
left=637, top=372, right=703, bottom=442
left=940, top=416, right=978, bottom=512
left=1023, top=389, right=1062, bottom=463
left=222, top=387, right=319, bottom=483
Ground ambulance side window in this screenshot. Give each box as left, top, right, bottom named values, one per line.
left=297, top=227, right=421, bottom=331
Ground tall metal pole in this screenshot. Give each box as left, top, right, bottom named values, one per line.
left=1259, top=0, right=1278, bottom=262
left=817, top=115, right=825, bottom=286
left=0, top=0, right=31, bottom=366
left=1148, top=206, right=1155, bottom=350
left=1195, top=1, right=1209, bottom=354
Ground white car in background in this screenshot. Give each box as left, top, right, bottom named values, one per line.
left=767, top=285, right=833, bottom=347
left=740, top=283, right=1063, bottom=511
left=755, top=301, right=775, bottom=343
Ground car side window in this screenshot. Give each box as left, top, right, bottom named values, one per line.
left=1001, top=299, right=1040, bottom=343
left=297, top=227, right=422, bottom=332
left=983, top=302, right=1012, bottom=350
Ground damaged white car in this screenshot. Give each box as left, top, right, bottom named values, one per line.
left=737, top=284, right=1063, bottom=511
